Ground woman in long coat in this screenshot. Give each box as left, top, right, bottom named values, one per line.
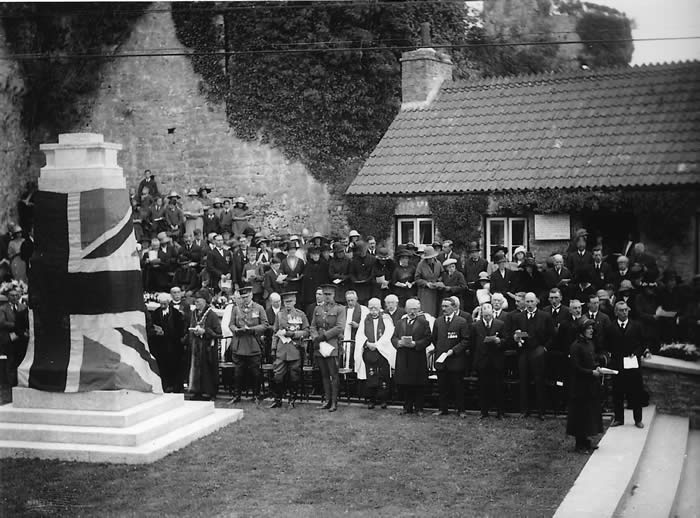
left=414, top=246, right=442, bottom=317
left=391, top=250, right=417, bottom=307
left=567, top=318, right=604, bottom=453
left=188, top=289, right=222, bottom=400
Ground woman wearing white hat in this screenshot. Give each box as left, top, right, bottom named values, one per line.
left=414, top=245, right=443, bottom=318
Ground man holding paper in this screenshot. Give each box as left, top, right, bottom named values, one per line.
left=392, top=299, right=432, bottom=416
left=354, top=298, right=396, bottom=409
left=310, top=284, right=346, bottom=412
left=608, top=301, right=647, bottom=428
left=432, top=298, right=471, bottom=417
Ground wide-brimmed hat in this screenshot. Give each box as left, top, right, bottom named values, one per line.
left=348, top=230, right=360, bottom=239
left=212, top=197, right=223, bottom=206
left=478, top=271, right=490, bottom=282
left=422, top=245, right=439, bottom=259
left=618, top=280, right=634, bottom=292
left=187, top=188, right=198, bottom=196
left=156, top=231, right=171, bottom=243
left=577, top=317, right=596, bottom=331
left=234, top=196, right=247, bottom=206
left=376, top=247, right=390, bottom=260
left=443, top=258, right=457, bottom=267
left=198, top=185, right=212, bottom=194
left=166, top=191, right=180, bottom=199
left=312, top=231, right=324, bottom=240
left=513, top=245, right=527, bottom=257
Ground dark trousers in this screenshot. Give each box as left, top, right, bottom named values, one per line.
left=365, top=382, right=390, bottom=405
left=478, top=365, right=504, bottom=416
left=519, top=347, right=546, bottom=415
left=400, top=384, right=425, bottom=412
left=437, top=370, right=465, bottom=413
left=316, top=355, right=339, bottom=403
left=272, top=358, right=301, bottom=401
left=613, top=368, right=644, bottom=423
left=232, top=353, right=261, bottom=397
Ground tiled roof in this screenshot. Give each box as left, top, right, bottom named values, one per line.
left=346, top=61, right=700, bottom=195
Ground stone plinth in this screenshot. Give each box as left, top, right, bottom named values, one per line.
left=643, top=355, right=700, bottom=429
left=0, top=389, right=243, bottom=463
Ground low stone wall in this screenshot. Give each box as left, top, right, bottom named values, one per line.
left=643, top=355, right=700, bottom=429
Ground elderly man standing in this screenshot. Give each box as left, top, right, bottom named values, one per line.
left=472, top=302, right=506, bottom=419
left=354, top=298, right=396, bottom=409
left=392, top=298, right=432, bottom=416
left=510, top=292, right=555, bottom=420
left=414, top=245, right=443, bottom=318
left=384, top=294, right=405, bottom=327
left=543, top=254, right=572, bottom=298
left=310, top=284, right=346, bottom=412
left=270, top=291, right=309, bottom=408
left=229, top=286, right=269, bottom=403
left=150, top=293, right=186, bottom=393
left=432, top=298, right=471, bottom=417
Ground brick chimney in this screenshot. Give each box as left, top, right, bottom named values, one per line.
left=400, top=23, right=453, bottom=110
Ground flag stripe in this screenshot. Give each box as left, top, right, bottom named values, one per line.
left=63, top=271, right=144, bottom=315
left=65, top=318, right=86, bottom=392
left=32, top=191, right=69, bottom=269
left=79, top=337, right=152, bottom=392
left=80, top=188, right=129, bottom=249
left=117, top=327, right=161, bottom=377
left=83, top=213, right=133, bottom=260
left=27, top=310, right=71, bottom=391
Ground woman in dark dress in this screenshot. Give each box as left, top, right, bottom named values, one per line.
left=391, top=250, right=417, bottom=307
left=188, top=289, right=222, bottom=400
left=567, top=318, right=604, bottom=453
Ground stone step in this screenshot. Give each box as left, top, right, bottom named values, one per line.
left=617, top=414, right=689, bottom=518
left=12, top=387, right=157, bottom=411
left=0, top=408, right=244, bottom=464
left=0, top=393, right=184, bottom=428
left=0, top=401, right=213, bottom=447
left=671, top=429, right=700, bottom=518
left=554, top=405, right=657, bottom=518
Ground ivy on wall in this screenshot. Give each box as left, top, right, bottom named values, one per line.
left=490, top=189, right=698, bottom=245
left=427, top=194, right=489, bottom=250
left=345, top=195, right=398, bottom=243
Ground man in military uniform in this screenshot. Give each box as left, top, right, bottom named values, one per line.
left=270, top=291, right=310, bottom=408
left=310, top=284, right=346, bottom=412
left=229, top=286, right=269, bottom=403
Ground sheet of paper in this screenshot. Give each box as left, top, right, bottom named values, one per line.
left=435, top=352, right=449, bottom=364
left=148, top=250, right=158, bottom=261
left=375, top=275, right=386, bottom=284
left=245, top=269, right=256, bottom=281
left=599, top=367, right=619, bottom=375
left=319, top=341, right=335, bottom=358
left=276, top=274, right=288, bottom=283
left=623, top=356, right=639, bottom=369
left=655, top=307, right=678, bottom=318
left=333, top=278, right=342, bottom=284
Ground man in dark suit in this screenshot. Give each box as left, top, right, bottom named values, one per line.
left=149, top=293, right=186, bottom=392
left=543, top=254, right=573, bottom=300
left=542, top=288, right=572, bottom=410
left=509, top=292, right=555, bottom=420
left=608, top=301, right=647, bottom=428
left=609, top=255, right=632, bottom=291
left=0, top=289, right=29, bottom=387
left=489, top=252, right=515, bottom=307
left=437, top=240, right=457, bottom=263
left=567, top=235, right=593, bottom=276
left=206, top=234, right=232, bottom=290
left=202, top=206, right=220, bottom=236
left=392, top=298, right=432, bottom=416
left=472, top=302, right=506, bottom=419
left=591, top=247, right=612, bottom=290
left=384, top=294, right=405, bottom=327
left=586, top=293, right=613, bottom=354
left=432, top=298, right=471, bottom=417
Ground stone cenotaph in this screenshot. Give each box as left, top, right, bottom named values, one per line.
left=0, top=133, right=242, bottom=463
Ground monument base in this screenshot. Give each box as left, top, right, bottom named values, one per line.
left=0, top=388, right=243, bottom=464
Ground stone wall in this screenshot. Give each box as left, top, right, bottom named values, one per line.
left=0, top=24, right=29, bottom=229
left=643, top=358, right=700, bottom=429
left=75, top=4, right=336, bottom=236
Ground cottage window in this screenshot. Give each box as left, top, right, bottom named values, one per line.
left=396, top=217, right=434, bottom=245
left=485, top=217, right=528, bottom=260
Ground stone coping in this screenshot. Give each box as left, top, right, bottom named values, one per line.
left=643, top=355, right=700, bottom=376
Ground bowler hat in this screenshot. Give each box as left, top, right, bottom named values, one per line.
left=280, top=291, right=298, bottom=299
left=467, top=241, right=481, bottom=252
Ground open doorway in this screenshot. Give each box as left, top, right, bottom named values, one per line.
left=581, top=210, right=638, bottom=265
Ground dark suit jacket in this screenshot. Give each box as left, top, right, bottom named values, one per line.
left=263, top=268, right=285, bottom=301
left=607, top=318, right=645, bottom=371
left=586, top=311, right=613, bottom=353
left=472, top=318, right=506, bottom=370
left=591, top=261, right=613, bottom=289
left=432, top=314, right=470, bottom=373
left=543, top=266, right=573, bottom=291
left=202, top=214, right=221, bottom=236
left=489, top=268, right=515, bottom=297
left=392, top=314, right=432, bottom=386
left=542, top=304, right=572, bottom=352
left=386, top=308, right=406, bottom=328
left=182, top=243, right=205, bottom=267
left=150, top=306, right=185, bottom=355
left=206, top=247, right=232, bottom=285
left=509, top=309, right=554, bottom=352
left=567, top=250, right=594, bottom=276
left=0, top=302, right=16, bottom=353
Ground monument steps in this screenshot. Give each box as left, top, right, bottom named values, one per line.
left=0, top=392, right=184, bottom=428
left=0, top=400, right=213, bottom=447
left=0, top=408, right=243, bottom=464
left=616, top=414, right=689, bottom=518
left=670, top=429, right=700, bottom=518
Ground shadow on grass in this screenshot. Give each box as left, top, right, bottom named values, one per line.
left=0, top=400, right=590, bottom=517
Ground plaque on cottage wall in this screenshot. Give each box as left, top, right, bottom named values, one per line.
left=534, top=214, right=570, bottom=240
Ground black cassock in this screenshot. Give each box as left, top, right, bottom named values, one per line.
left=566, top=337, right=603, bottom=438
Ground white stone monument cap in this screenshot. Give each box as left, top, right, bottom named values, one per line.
left=40, top=132, right=122, bottom=151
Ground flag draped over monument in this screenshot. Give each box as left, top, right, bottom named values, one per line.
left=18, top=133, right=163, bottom=393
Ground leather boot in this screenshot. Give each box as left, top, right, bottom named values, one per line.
left=328, top=377, right=339, bottom=412
left=318, top=376, right=332, bottom=409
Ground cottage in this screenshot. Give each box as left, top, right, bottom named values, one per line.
left=346, top=47, right=700, bottom=280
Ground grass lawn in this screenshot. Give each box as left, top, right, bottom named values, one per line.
left=0, top=400, right=590, bottom=517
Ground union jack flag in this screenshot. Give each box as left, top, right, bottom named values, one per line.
left=18, top=187, right=162, bottom=393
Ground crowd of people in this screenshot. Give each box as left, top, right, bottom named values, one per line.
left=1, top=171, right=700, bottom=454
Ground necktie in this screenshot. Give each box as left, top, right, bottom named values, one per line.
left=446, top=316, right=451, bottom=325
left=553, top=308, right=558, bottom=318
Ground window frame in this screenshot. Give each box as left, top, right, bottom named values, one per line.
left=396, top=216, right=435, bottom=245
left=485, top=216, right=528, bottom=261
